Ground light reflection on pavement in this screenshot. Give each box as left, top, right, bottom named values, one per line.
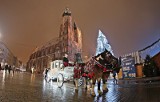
left=0, top=71, right=160, bottom=102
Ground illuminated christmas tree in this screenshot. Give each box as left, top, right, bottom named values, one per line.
left=96, top=30, right=114, bottom=55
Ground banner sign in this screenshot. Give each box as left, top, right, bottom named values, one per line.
left=122, top=55, right=136, bottom=78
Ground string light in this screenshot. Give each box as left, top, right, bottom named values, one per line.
left=139, top=38, right=160, bottom=52
left=138, top=38, right=160, bottom=59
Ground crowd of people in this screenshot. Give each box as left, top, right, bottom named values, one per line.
left=0, top=63, right=18, bottom=74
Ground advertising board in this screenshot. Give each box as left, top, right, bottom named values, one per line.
left=122, top=55, right=136, bottom=78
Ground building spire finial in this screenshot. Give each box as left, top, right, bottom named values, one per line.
left=62, top=7, right=71, bottom=17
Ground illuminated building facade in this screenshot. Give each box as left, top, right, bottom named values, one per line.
left=0, top=41, right=19, bottom=67
left=27, top=8, right=82, bottom=73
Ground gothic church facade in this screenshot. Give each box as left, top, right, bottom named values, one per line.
left=27, top=8, right=82, bottom=73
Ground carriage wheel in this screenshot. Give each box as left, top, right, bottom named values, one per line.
left=78, top=77, right=83, bottom=86
left=57, top=73, right=64, bottom=88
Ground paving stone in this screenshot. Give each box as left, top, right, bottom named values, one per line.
left=0, top=71, right=160, bottom=102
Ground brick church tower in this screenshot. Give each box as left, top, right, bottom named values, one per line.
left=26, top=8, right=82, bottom=73
left=59, top=8, right=82, bottom=62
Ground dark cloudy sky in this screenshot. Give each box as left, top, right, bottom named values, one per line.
left=0, top=0, right=160, bottom=63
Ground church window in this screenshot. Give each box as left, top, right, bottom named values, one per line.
left=74, top=31, right=78, bottom=43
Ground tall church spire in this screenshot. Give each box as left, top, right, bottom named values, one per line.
left=96, top=30, right=114, bottom=55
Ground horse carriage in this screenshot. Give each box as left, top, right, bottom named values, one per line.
left=44, top=50, right=121, bottom=96
left=44, top=60, right=83, bottom=88
left=74, top=49, right=121, bottom=96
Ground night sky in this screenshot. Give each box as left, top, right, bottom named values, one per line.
left=0, top=0, right=160, bottom=63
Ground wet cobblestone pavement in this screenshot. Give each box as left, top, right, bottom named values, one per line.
left=0, top=71, right=160, bottom=102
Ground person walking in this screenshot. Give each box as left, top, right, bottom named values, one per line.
left=113, top=70, right=117, bottom=84
left=5, top=64, right=8, bottom=73
left=12, top=65, right=15, bottom=75
left=31, top=66, right=34, bottom=74
left=44, top=68, right=49, bottom=79
left=74, top=62, right=81, bottom=91
left=8, top=65, right=11, bottom=74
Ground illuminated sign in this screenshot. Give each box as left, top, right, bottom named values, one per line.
left=122, top=55, right=136, bottom=78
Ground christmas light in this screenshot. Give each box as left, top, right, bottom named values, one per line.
left=96, top=30, right=114, bottom=55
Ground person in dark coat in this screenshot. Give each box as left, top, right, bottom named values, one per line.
left=63, top=54, right=69, bottom=67
left=8, top=65, right=11, bottom=74
left=44, top=68, right=49, bottom=79
left=5, top=64, right=8, bottom=72
left=113, top=70, right=117, bottom=84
